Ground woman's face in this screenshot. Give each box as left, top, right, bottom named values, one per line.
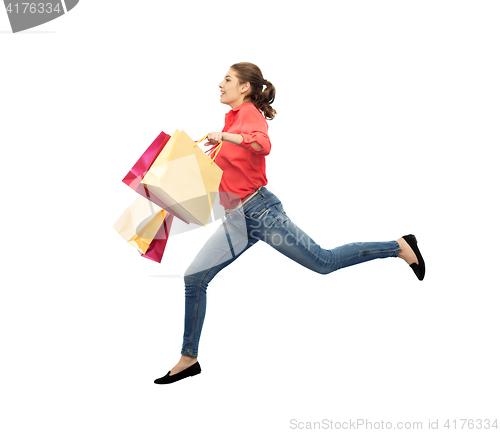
left=219, top=68, right=249, bottom=108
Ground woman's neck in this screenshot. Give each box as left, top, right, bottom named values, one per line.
left=230, top=100, right=251, bottom=110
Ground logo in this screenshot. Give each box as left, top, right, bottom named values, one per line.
left=3, top=1, right=79, bottom=33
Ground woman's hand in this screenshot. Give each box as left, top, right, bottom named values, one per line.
left=206, top=132, right=224, bottom=146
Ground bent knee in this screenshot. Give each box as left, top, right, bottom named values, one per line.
left=315, top=268, right=333, bottom=275
left=184, top=266, right=202, bottom=287
left=310, top=262, right=338, bottom=275
left=183, top=266, right=214, bottom=293
left=184, top=265, right=199, bottom=280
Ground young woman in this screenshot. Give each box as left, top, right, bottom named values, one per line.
left=154, top=62, right=425, bottom=385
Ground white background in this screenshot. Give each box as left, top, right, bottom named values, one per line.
left=1, top=1, right=499, bottom=432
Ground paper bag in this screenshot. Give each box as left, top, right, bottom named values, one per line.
left=113, top=195, right=169, bottom=254
left=140, top=210, right=174, bottom=263
left=140, top=130, right=223, bottom=226
left=122, top=132, right=190, bottom=223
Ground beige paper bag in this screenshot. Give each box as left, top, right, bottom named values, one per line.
left=113, top=196, right=168, bottom=254
left=140, top=130, right=223, bottom=226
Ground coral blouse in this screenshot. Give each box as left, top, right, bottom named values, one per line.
left=212, top=102, right=271, bottom=209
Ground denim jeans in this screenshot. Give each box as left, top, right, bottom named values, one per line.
left=181, top=186, right=400, bottom=357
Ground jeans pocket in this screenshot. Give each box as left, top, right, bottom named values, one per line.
left=272, top=202, right=289, bottom=223
left=245, top=206, right=269, bottom=220
left=243, top=197, right=269, bottom=220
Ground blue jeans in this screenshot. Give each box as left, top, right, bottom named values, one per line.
left=181, top=187, right=400, bottom=357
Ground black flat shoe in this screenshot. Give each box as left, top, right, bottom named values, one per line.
left=402, top=234, right=425, bottom=281
left=154, top=361, right=201, bottom=385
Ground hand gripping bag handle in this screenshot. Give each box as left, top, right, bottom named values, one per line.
left=194, top=135, right=222, bottom=163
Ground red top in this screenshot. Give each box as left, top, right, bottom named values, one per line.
left=212, top=102, right=271, bottom=209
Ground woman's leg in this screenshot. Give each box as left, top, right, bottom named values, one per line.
left=244, top=191, right=401, bottom=275
left=168, top=210, right=258, bottom=375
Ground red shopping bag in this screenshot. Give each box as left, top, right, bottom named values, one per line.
left=122, top=132, right=190, bottom=224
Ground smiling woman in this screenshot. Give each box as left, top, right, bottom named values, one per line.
left=210, top=63, right=276, bottom=153
left=220, top=63, right=276, bottom=119
left=153, top=62, right=426, bottom=385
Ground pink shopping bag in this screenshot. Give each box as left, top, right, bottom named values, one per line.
left=122, top=132, right=190, bottom=224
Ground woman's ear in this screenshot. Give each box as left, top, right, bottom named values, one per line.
left=240, top=81, right=251, bottom=95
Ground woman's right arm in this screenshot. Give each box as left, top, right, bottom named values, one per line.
left=206, top=132, right=264, bottom=151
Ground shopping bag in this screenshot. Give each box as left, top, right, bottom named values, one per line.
left=122, top=131, right=170, bottom=191
left=140, top=210, right=174, bottom=263
left=140, top=130, right=223, bottom=226
left=113, top=195, right=170, bottom=255
left=122, top=132, right=190, bottom=223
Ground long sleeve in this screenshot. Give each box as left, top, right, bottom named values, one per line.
left=216, top=102, right=270, bottom=209
left=224, top=103, right=271, bottom=156
left=237, top=113, right=271, bottom=155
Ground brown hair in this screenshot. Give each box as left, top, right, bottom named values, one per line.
left=230, top=62, right=276, bottom=120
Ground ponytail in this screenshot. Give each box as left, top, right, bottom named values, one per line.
left=230, top=62, right=277, bottom=120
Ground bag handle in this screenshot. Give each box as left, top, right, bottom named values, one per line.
left=195, top=135, right=222, bottom=164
